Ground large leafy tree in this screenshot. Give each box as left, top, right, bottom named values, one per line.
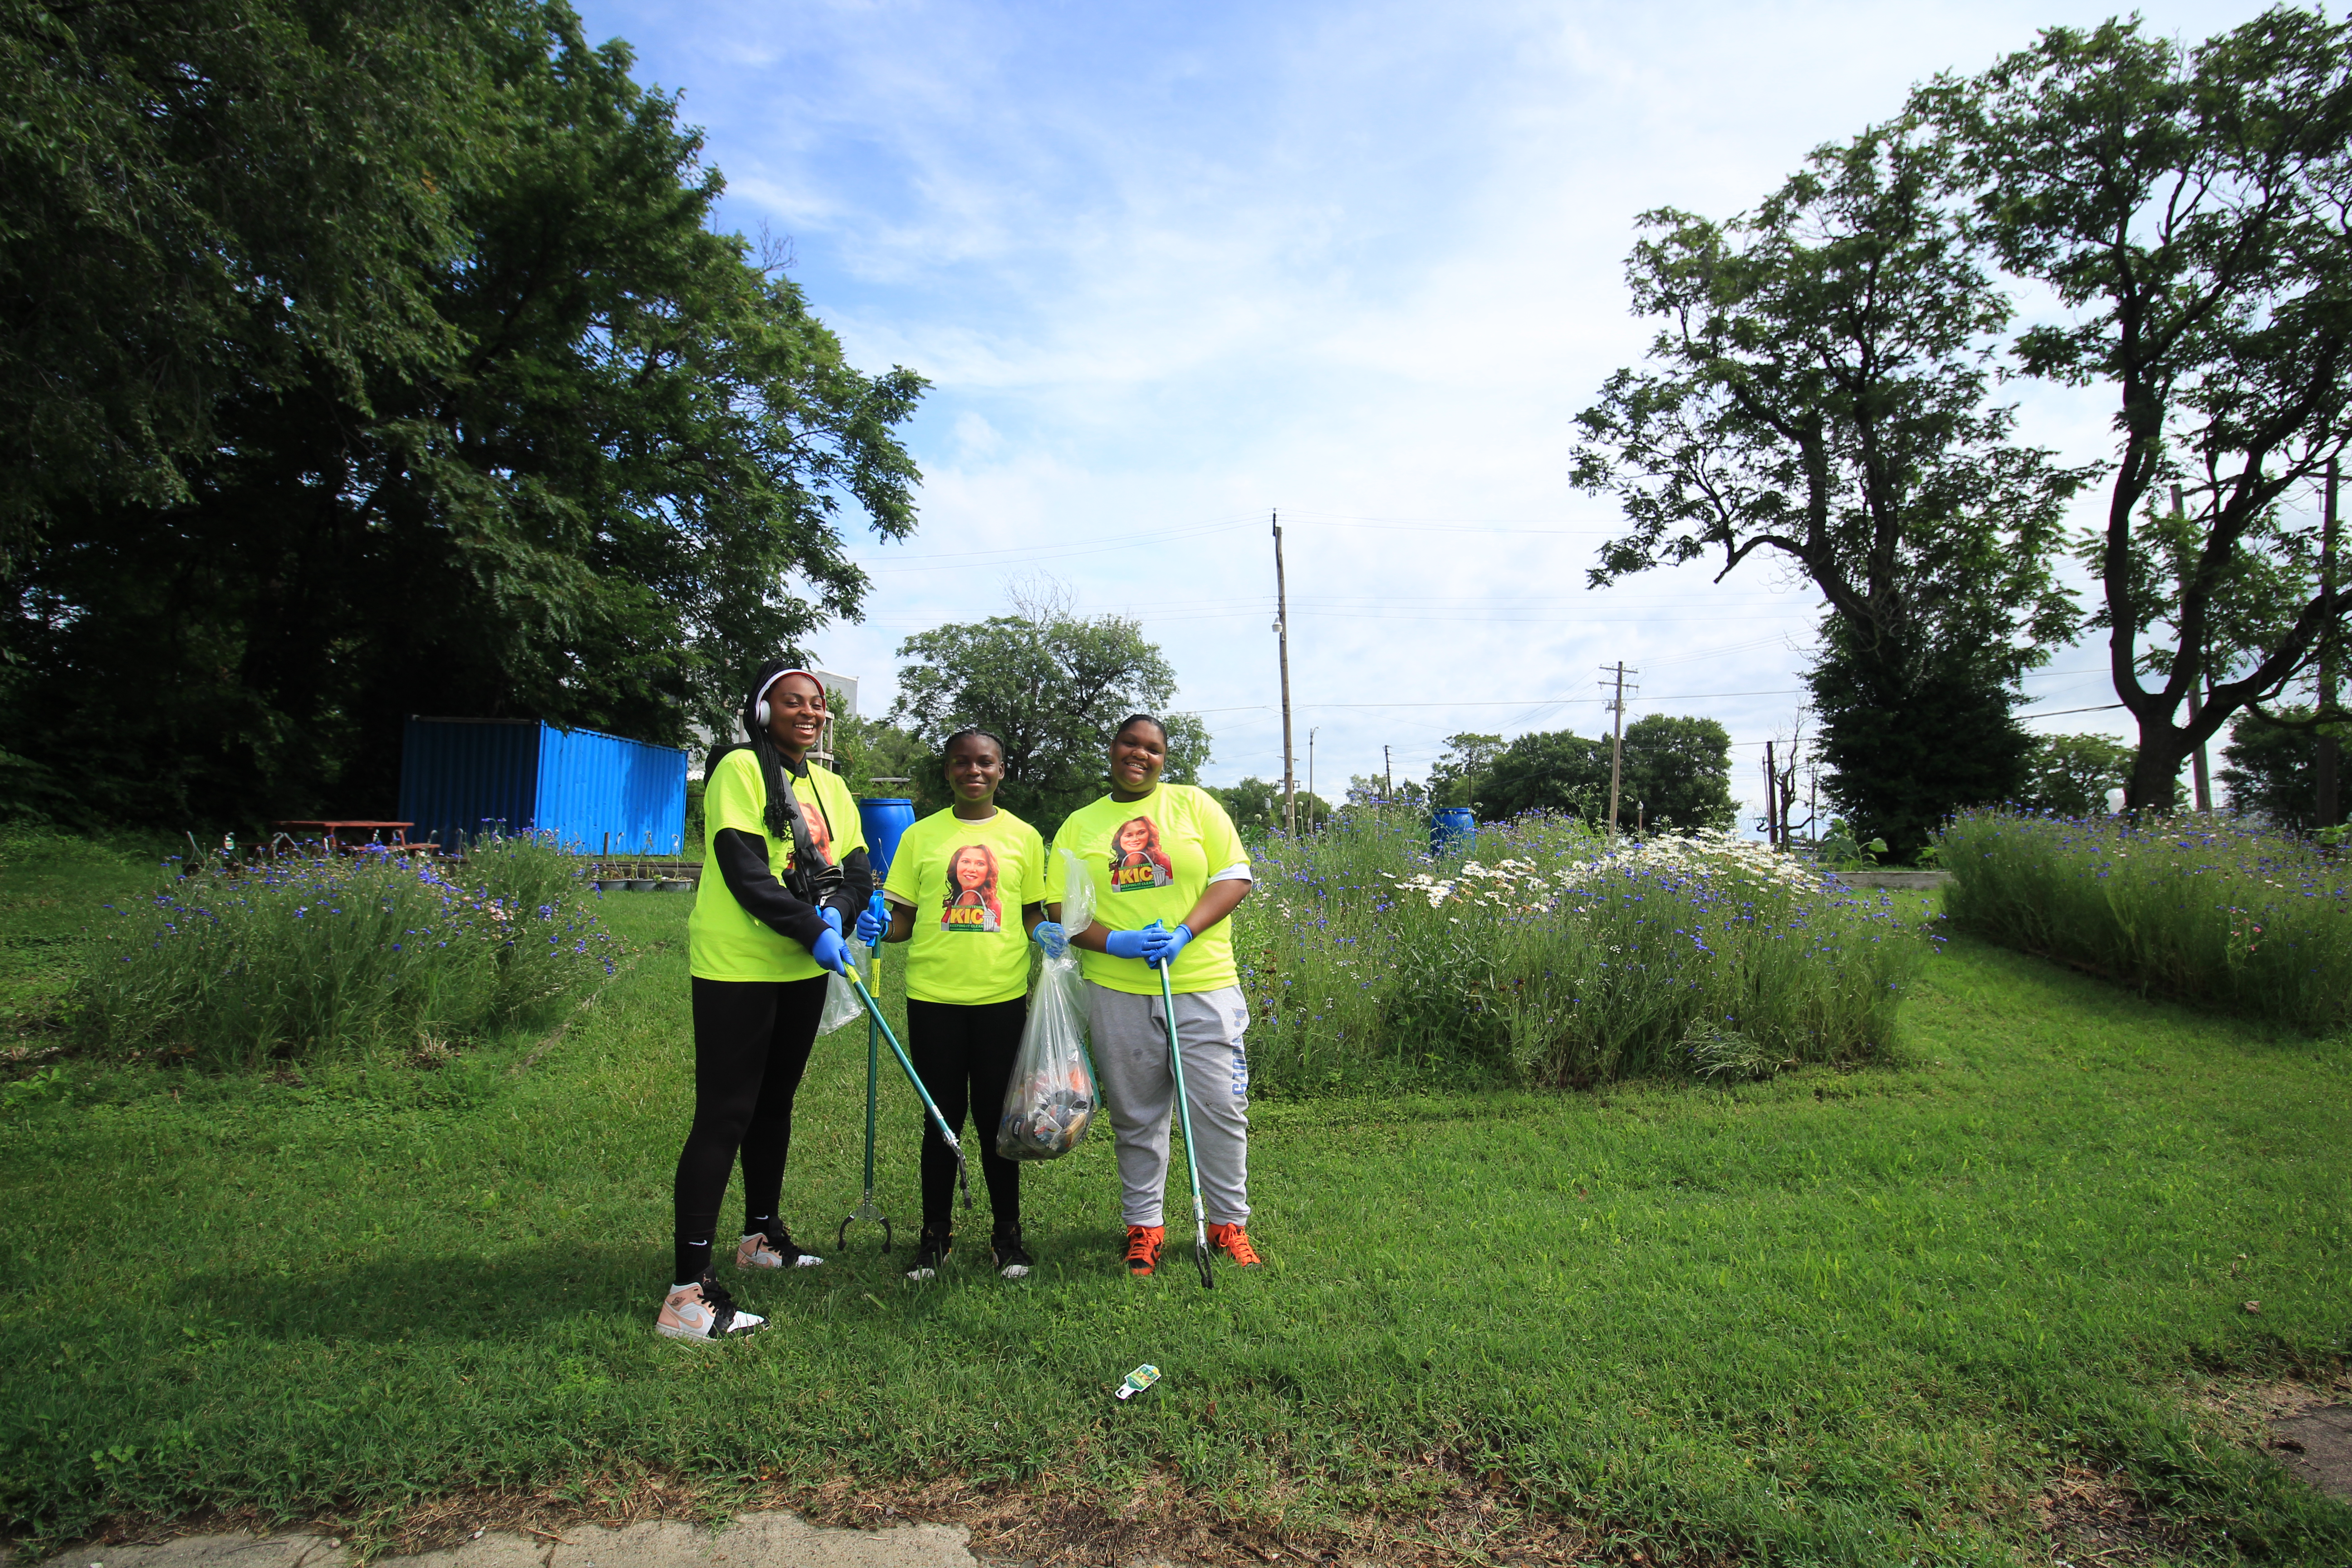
left=1470, top=718, right=1734, bottom=830
left=1921, top=8, right=2352, bottom=811
left=1210, top=778, right=1332, bottom=836
left=1428, top=733, right=1505, bottom=809
left=2015, top=732, right=2138, bottom=816
left=1614, top=715, right=1737, bottom=832
left=889, top=609, right=1210, bottom=828
left=0, top=3, right=922, bottom=828
left=2221, top=706, right=2347, bottom=828
left=1572, top=123, right=2089, bottom=860
left=0, top=0, right=479, bottom=571
left=1479, top=731, right=1610, bottom=821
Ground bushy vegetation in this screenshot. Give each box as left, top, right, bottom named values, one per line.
left=1234, top=807, right=1934, bottom=1091
left=1420, top=718, right=1737, bottom=832
left=1942, top=808, right=2352, bottom=1030
left=70, top=834, right=619, bottom=1070
left=10, top=844, right=2348, bottom=1563
left=2221, top=705, right=2350, bottom=830
left=1, top=3, right=923, bottom=831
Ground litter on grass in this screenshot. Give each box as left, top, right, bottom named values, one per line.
left=1117, top=1363, right=1161, bottom=1401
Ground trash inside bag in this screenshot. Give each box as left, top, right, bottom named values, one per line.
left=819, top=932, right=876, bottom=1034
left=998, top=848, right=1100, bottom=1161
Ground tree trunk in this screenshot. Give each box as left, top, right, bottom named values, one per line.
left=2127, top=730, right=2187, bottom=814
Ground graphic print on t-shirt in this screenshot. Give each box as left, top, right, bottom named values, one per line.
left=1107, top=815, right=1175, bottom=892
left=784, top=789, right=832, bottom=874
left=940, top=842, right=1004, bottom=933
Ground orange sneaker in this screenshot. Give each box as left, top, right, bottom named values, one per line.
left=1123, top=1224, right=1166, bottom=1276
left=1208, top=1223, right=1261, bottom=1267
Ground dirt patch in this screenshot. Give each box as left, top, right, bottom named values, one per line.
left=2033, top=1466, right=2199, bottom=1567
left=2192, top=1370, right=2352, bottom=1502
left=2266, top=1406, right=2352, bottom=1503
left=20, top=1470, right=1710, bottom=1568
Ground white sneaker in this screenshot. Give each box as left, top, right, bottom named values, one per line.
left=736, top=1229, right=823, bottom=1269
left=656, top=1277, right=764, bottom=1342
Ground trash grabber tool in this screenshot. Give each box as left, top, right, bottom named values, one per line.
left=843, top=958, right=971, bottom=1212
left=838, top=895, right=892, bottom=1252
left=1159, top=960, right=1215, bottom=1289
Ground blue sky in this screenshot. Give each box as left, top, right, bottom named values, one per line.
left=575, top=0, right=2264, bottom=823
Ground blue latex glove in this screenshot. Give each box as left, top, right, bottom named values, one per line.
left=1103, top=919, right=1162, bottom=961
left=1142, top=922, right=1194, bottom=969
left=1031, top=920, right=1068, bottom=958
left=854, top=903, right=887, bottom=945
left=811, top=926, right=852, bottom=976
left=820, top=906, right=843, bottom=936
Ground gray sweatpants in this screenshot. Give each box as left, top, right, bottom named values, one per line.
left=1085, top=982, right=1251, bottom=1228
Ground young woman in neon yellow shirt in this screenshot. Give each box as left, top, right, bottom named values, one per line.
left=656, top=664, right=867, bottom=1344
left=1049, top=713, right=1260, bottom=1278
left=855, top=727, right=1050, bottom=1280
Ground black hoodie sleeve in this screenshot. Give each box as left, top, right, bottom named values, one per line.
left=712, top=828, right=832, bottom=951
left=830, top=847, right=873, bottom=923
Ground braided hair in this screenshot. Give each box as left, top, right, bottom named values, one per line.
left=731, top=659, right=825, bottom=853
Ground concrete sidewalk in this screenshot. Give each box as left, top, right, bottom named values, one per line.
left=29, top=1516, right=977, bottom=1568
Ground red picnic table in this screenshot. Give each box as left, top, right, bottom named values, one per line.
left=272, top=820, right=420, bottom=854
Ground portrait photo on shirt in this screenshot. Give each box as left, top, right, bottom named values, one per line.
left=941, top=843, right=1004, bottom=933
left=1108, top=815, right=1174, bottom=891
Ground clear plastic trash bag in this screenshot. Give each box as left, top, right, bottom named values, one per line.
left=998, top=848, right=1101, bottom=1161
left=820, top=930, right=876, bottom=1035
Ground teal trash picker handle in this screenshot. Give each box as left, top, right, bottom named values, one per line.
left=1160, top=961, right=1215, bottom=1289
left=843, top=960, right=971, bottom=1211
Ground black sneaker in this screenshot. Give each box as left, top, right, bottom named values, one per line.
left=656, top=1274, right=764, bottom=1342
left=906, top=1224, right=951, bottom=1280
left=736, top=1226, right=823, bottom=1270
left=991, top=1225, right=1034, bottom=1279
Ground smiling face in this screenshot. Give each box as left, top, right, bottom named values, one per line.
left=952, top=846, right=991, bottom=892
left=762, top=672, right=826, bottom=757
left=1109, top=720, right=1166, bottom=794
left=1117, top=820, right=1152, bottom=855
left=945, top=731, right=1005, bottom=805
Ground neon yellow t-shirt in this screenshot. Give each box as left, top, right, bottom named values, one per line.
left=1050, top=783, right=1249, bottom=996
left=688, top=748, right=867, bottom=982
left=881, top=806, right=1047, bottom=1005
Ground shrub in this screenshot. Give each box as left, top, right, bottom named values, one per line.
left=1236, top=807, right=1935, bottom=1091
left=71, top=834, right=619, bottom=1069
left=1940, top=808, right=2352, bottom=1030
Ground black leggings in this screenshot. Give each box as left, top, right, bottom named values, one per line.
left=673, top=974, right=828, bottom=1281
left=906, top=997, right=1027, bottom=1233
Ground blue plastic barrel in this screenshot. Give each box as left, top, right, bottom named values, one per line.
left=1430, top=806, right=1476, bottom=858
left=857, top=797, right=917, bottom=880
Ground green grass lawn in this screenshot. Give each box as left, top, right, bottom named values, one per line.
left=1, top=834, right=2348, bottom=1566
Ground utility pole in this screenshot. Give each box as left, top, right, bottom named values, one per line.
left=1763, top=741, right=1778, bottom=848
left=1307, top=726, right=1318, bottom=830
left=1272, top=511, right=1297, bottom=836
left=2176, top=485, right=2212, bottom=812
left=2321, top=459, right=2342, bottom=828
left=1383, top=744, right=1393, bottom=801
left=1600, top=662, right=1636, bottom=838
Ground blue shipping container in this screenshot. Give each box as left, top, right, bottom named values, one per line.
left=399, top=718, right=689, bottom=856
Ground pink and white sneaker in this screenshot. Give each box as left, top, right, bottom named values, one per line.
left=656, top=1276, right=763, bottom=1343
left=736, top=1228, right=823, bottom=1270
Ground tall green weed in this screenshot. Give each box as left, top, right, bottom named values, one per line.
left=1941, top=808, right=2352, bottom=1030
left=1236, top=807, right=1934, bottom=1090
left=71, top=835, right=619, bottom=1069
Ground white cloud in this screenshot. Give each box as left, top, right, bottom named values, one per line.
left=582, top=0, right=2259, bottom=823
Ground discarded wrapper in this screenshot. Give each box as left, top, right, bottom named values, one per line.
left=1116, top=1363, right=1161, bottom=1401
